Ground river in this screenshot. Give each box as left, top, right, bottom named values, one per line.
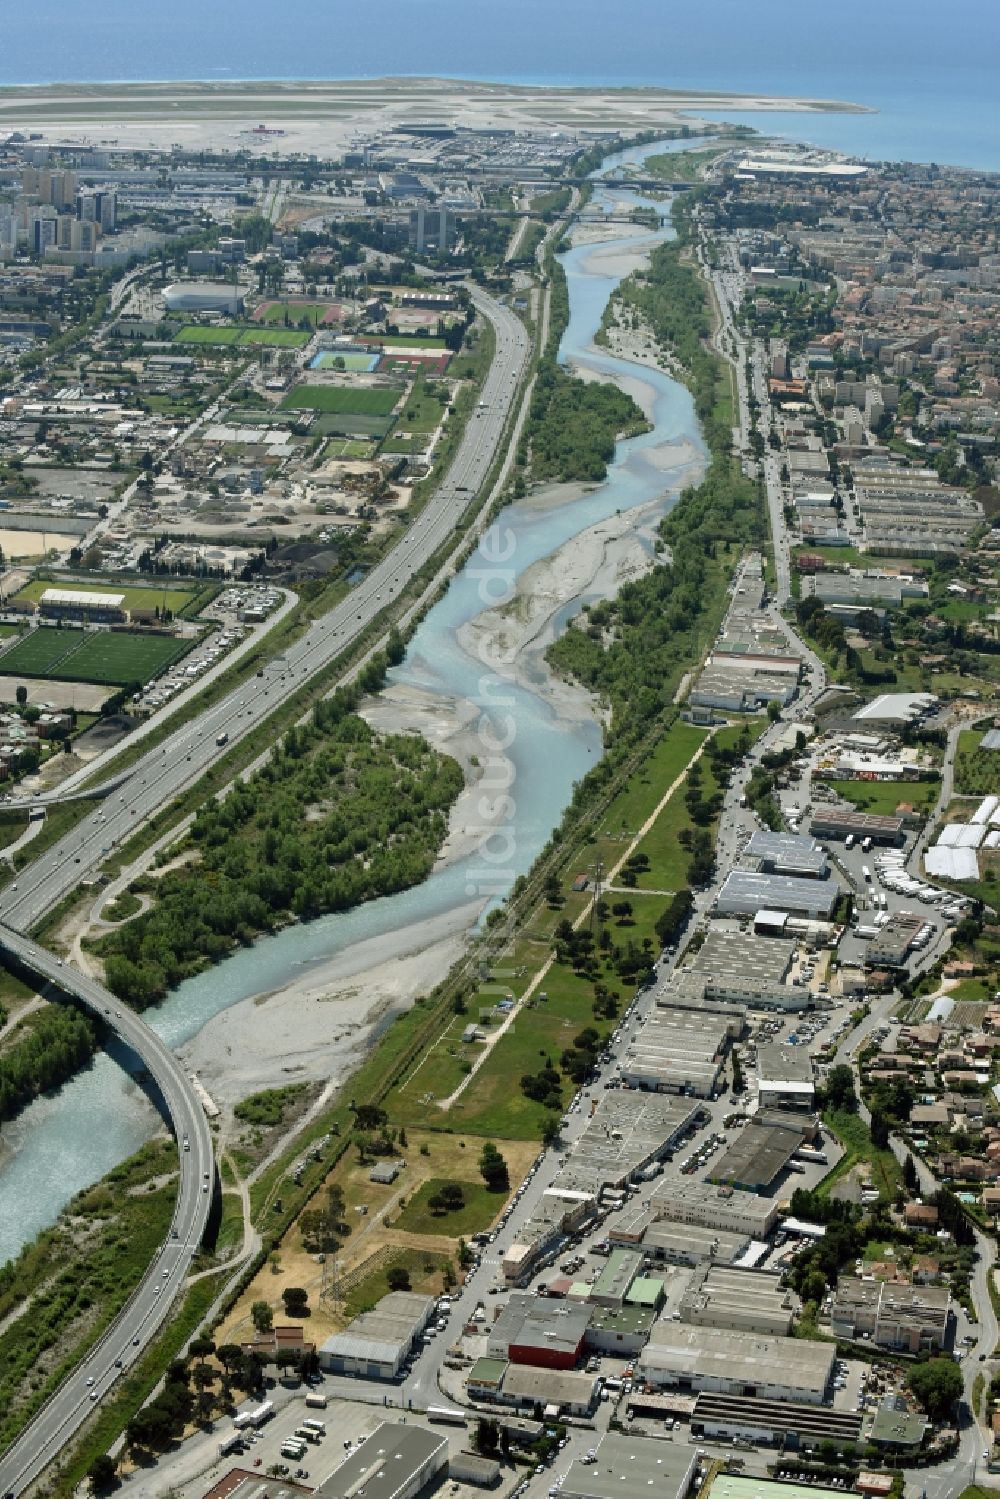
left=0, top=138, right=705, bottom=1266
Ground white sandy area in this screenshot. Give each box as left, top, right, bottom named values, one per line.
left=179, top=214, right=703, bottom=1121
left=178, top=900, right=482, bottom=1112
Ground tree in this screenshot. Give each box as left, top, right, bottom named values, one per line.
left=15, top=684, right=27, bottom=707
left=87, top=1454, right=117, bottom=1494
left=387, top=1265, right=411, bottom=1292
left=823, top=1064, right=857, bottom=1113
left=908, top=1357, right=964, bottom=1422
left=479, top=1142, right=510, bottom=1193
left=870, top=1109, right=891, bottom=1150
left=903, top=1153, right=919, bottom=1193
left=541, top=1115, right=561, bottom=1147
left=251, top=1300, right=273, bottom=1333
left=282, top=1286, right=309, bottom=1316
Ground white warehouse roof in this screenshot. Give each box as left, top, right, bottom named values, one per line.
left=40, top=588, right=124, bottom=608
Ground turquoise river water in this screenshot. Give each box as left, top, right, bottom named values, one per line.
left=0, top=139, right=705, bottom=1265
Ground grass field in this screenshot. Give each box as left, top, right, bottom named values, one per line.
left=0, top=628, right=190, bottom=686
left=174, top=325, right=311, bottom=349
left=954, top=729, right=1000, bottom=797
left=323, top=438, right=377, bottom=460
left=281, top=384, right=400, bottom=416
left=254, top=300, right=339, bottom=327
left=394, top=1179, right=504, bottom=1237
left=312, top=413, right=396, bottom=438
left=13, top=580, right=200, bottom=616
left=826, top=777, right=940, bottom=816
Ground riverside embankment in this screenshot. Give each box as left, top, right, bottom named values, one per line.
left=0, top=138, right=706, bottom=1267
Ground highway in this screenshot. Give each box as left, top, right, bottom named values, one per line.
left=0, top=929, right=214, bottom=1499
left=0, top=286, right=529, bottom=936
left=0, top=284, right=529, bottom=1496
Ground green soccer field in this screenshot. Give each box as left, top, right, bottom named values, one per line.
left=280, top=384, right=400, bottom=415
left=13, top=579, right=202, bottom=615
left=174, top=325, right=311, bottom=349
left=0, top=628, right=191, bottom=686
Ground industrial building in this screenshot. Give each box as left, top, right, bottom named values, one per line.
left=756, top=1043, right=815, bottom=1110
left=661, top=929, right=804, bottom=1013
left=586, top=1304, right=659, bottom=1356
left=744, top=831, right=829, bottom=880
left=486, top=1295, right=592, bottom=1369
left=678, top=1265, right=798, bottom=1336
left=486, top=1363, right=600, bottom=1418
left=637, top=1321, right=834, bottom=1403
left=647, top=1178, right=781, bottom=1237
left=709, top=1110, right=816, bottom=1193
left=553, top=1093, right=701, bottom=1197
left=559, top=1433, right=697, bottom=1499
left=313, top=1423, right=448, bottom=1499
left=162, top=280, right=245, bottom=314
left=619, top=1008, right=729, bottom=1097
left=809, top=808, right=905, bottom=845
left=830, top=1277, right=951, bottom=1352
left=589, top=1249, right=642, bottom=1308
left=715, top=870, right=839, bottom=921
left=631, top=1218, right=751, bottom=1269
left=318, top=1291, right=434, bottom=1379
left=690, top=1391, right=864, bottom=1450
left=38, top=587, right=125, bottom=623
left=866, top=912, right=925, bottom=969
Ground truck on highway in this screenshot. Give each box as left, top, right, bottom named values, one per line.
left=861, top=836, right=873, bottom=852
left=305, top=1393, right=328, bottom=1409
left=302, top=1417, right=326, bottom=1433
left=281, top=1439, right=307, bottom=1461
left=216, top=731, right=229, bottom=747
left=219, top=1433, right=243, bottom=1456
left=845, top=834, right=856, bottom=850
left=862, top=865, right=872, bottom=882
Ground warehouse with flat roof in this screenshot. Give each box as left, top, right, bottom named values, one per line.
left=716, top=870, right=839, bottom=920
left=647, top=1178, right=780, bottom=1237
left=318, top=1291, right=434, bottom=1379
left=39, top=587, right=126, bottom=622
left=554, top=1092, right=701, bottom=1197
left=637, top=1322, right=834, bottom=1402
left=487, top=1294, right=592, bottom=1369
left=619, top=1008, right=729, bottom=1097
left=709, top=1109, right=814, bottom=1193
left=559, top=1433, right=696, bottom=1499
left=692, top=1392, right=864, bottom=1450
left=745, top=831, right=829, bottom=879
left=678, top=1265, right=798, bottom=1336
left=809, top=808, right=904, bottom=845
left=313, top=1423, right=447, bottom=1499
left=756, top=1043, right=815, bottom=1110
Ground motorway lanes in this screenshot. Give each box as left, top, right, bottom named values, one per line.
left=0, top=930, right=213, bottom=1499
left=0, top=287, right=528, bottom=937
left=0, top=286, right=528, bottom=1497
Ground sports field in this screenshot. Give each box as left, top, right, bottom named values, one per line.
left=174, top=325, right=311, bottom=349
left=309, top=351, right=380, bottom=373
left=379, top=352, right=451, bottom=375
left=254, top=300, right=345, bottom=326
left=0, top=628, right=191, bottom=686
left=374, top=335, right=448, bottom=349
left=323, top=438, right=377, bottom=459
left=280, top=385, right=400, bottom=416
left=13, top=579, right=201, bottom=615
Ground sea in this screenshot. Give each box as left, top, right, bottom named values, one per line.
left=0, top=0, right=997, bottom=171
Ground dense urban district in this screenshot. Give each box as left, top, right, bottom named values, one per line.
left=2, top=85, right=1000, bottom=1499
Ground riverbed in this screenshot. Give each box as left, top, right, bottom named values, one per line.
left=0, top=137, right=707, bottom=1266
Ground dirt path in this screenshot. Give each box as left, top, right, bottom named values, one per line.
left=437, top=730, right=713, bottom=1110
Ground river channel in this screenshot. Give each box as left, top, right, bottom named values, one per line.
left=0, top=138, right=707, bottom=1266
